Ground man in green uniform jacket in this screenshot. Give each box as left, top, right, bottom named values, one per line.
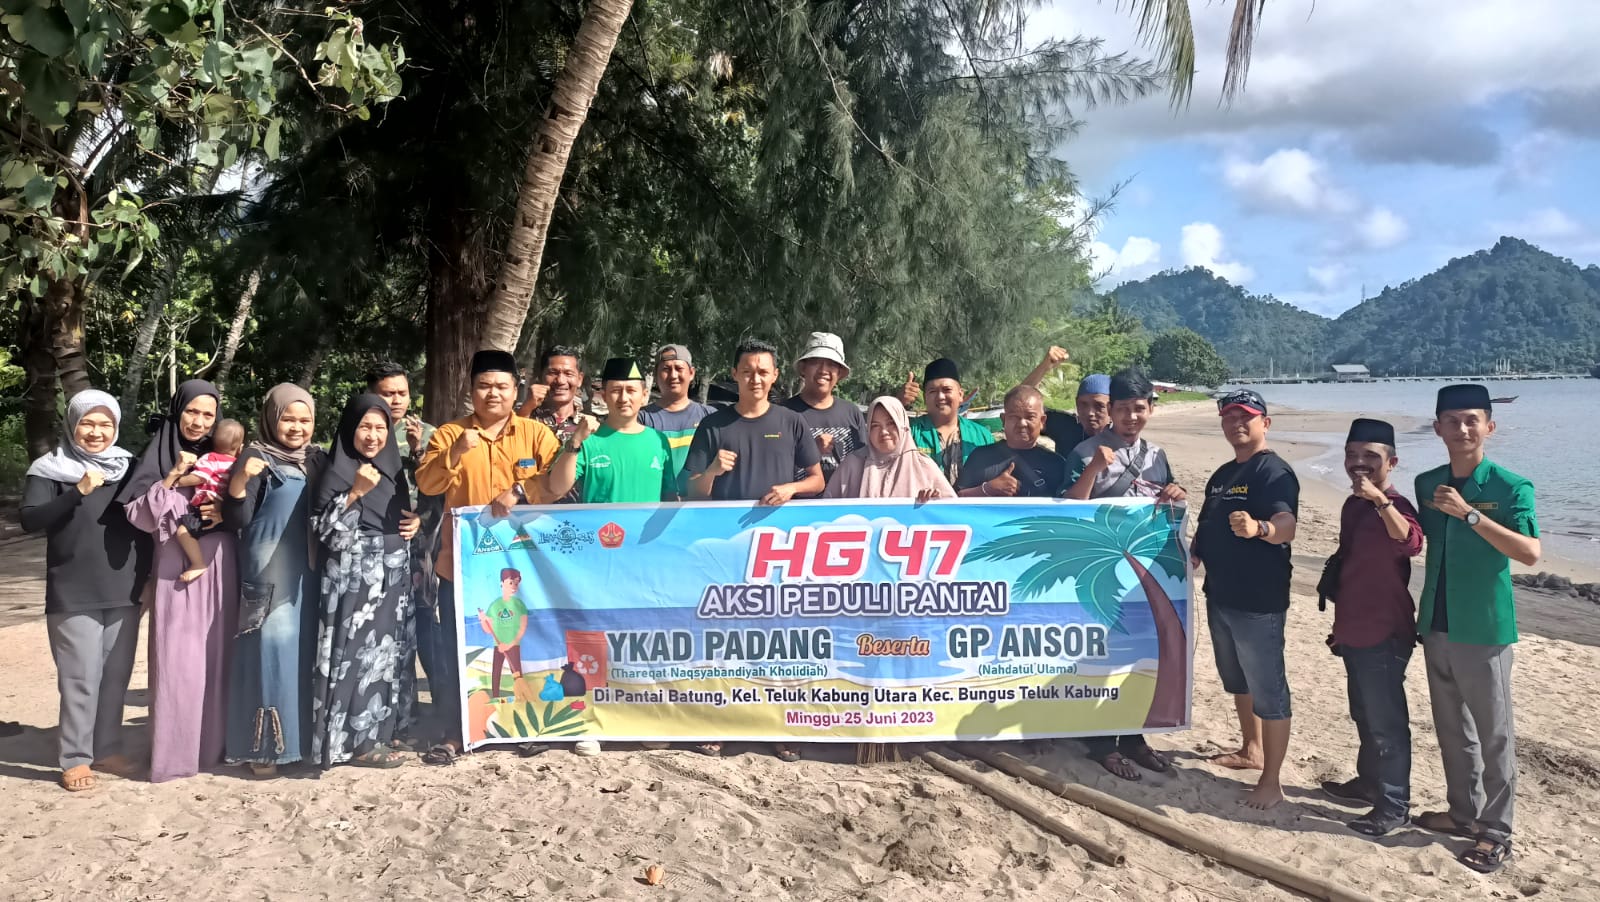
left=1411, top=383, right=1540, bottom=875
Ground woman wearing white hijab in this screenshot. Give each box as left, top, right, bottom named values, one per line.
left=19, top=390, right=149, bottom=792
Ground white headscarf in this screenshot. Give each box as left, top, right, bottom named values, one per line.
left=26, top=389, right=134, bottom=484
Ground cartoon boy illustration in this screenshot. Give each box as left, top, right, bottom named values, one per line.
left=478, top=568, right=530, bottom=699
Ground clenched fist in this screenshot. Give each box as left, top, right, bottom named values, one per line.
left=76, top=468, right=105, bottom=496
left=571, top=415, right=595, bottom=447
left=1087, top=445, right=1117, bottom=473
left=1229, top=510, right=1261, bottom=539
left=453, top=427, right=482, bottom=456
left=170, top=451, right=198, bottom=479
left=241, top=456, right=269, bottom=478
left=353, top=463, right=382, bottom=496
left=709, top=449, right=738, bottom=476
left=1044, top=346, right=1069, bottom=367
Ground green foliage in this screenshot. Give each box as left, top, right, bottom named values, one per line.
left=0, top=414, right=28, bottom=494
left=1148, top=327, right=1230, bottom=386
left=1112, top=268, right=1328, bottom=376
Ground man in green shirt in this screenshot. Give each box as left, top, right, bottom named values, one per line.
left=544, top=358, right=677, bottom=504
left=903, top=358, right=996, bottom=486
left=1412, top=383, right=1540, bottom=875
left=478, top=568, right=529, bottom=701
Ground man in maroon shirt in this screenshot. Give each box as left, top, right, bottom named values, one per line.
left=1320, top=418, right=1424, bottom=837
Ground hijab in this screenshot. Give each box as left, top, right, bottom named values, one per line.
left=27, top=389, right=134, bottom=485
left=315, top=394, right=408, bottom=533
left=248, top=383, right=318, bottom=472
left=824, top=396, right=956, bottom=500
left=115, top=379, right=220, bottom=501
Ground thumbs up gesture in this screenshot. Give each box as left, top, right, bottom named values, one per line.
left=899, top=370, right=921, bottom=408
left=987, top=461, right=1019, bottom=497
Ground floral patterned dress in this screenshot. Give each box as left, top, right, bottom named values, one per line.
left=310, top=494, right=415, bottom=766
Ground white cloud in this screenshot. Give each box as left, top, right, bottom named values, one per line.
left=1223, top=148, right=1356, bottom=216
left=1355, top=207, right=1410, bottom=250
left=1307, top=263, right=1348, bottom=293
left=1180, top=222, right=1254, bottom=284
left=1090, top=235, right=1163, bottom=283
left=1491, top=207, right=1584, bottom=241
left=1498, top=131, right=1562, bottom=190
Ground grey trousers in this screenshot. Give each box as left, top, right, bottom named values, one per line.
left=1421, top=631, right=1516, bottom=842
left=47, top=607, right=140, bottom=771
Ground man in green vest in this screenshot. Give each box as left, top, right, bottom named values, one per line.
left=1412, top=383, right=1540, bottom=875
left=905, top=358, right=996, bottom=486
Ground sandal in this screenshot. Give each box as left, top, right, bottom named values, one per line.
left=1095, top=751, right=1142, bottom=781
left=1412, top=810, right=1473, bottom=837
left=422, top=744, right=460, bottom=766
left=248, top=763, right=278, bottom=777
left=693, top=742, right=723, bottom=757
left=1125, top=744, right=1172, bottom=774
left=1459, top=839, right=1513, bottom=874
left=61, top=764, right=97, bottom=792
left=774, top=744, right=801, bottom=763
left=351, top=750, right=406, bottom=769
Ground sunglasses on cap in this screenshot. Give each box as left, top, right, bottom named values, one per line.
left=1216, top=390, right=1267, bottom=416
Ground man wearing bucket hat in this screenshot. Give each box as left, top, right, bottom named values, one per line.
left=1192, top=388, right=1300, bottom=810
left=780, top=331, right=866, bottom=484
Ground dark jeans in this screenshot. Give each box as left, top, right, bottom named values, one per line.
left=432, top=578, right=463, bottom=745
left=413, top=596, right=439, bottom=695
left=1084, top=734, right=1151, bottom=758
left=1343, top=636, right=1413, bottom=818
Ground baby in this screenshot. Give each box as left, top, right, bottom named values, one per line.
left=173, top=419, right=245, bottom=584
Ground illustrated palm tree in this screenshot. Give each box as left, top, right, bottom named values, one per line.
left=968, top=504, right=1189, bottom=728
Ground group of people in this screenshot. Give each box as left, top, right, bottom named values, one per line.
left=18, top=332, right=1535, bottom=875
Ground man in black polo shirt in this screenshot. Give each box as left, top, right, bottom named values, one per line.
left=956, top=385, right=1068, bottom=498
left=1193, top=389, right=1300, bottom=810
left=685, top=339, right=825, bottom=506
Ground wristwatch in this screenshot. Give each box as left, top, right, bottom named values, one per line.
left=1464, top=510, right=1481, bottom=527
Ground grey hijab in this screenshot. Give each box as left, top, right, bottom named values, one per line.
left=26, top=390, right=134, bottom=484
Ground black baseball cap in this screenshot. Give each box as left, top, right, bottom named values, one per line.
left=1216, top=389, right=1268, bottom=417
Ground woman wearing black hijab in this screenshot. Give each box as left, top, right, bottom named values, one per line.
left=119, top=379, right=239, bottom=783
left=309, top=395, right=421, bottom=768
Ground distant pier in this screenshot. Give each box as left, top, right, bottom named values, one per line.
left=1230, top=373, right=1587, bottom=385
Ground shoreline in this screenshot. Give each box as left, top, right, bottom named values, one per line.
left=1144, top=400, right=1600, bottom=583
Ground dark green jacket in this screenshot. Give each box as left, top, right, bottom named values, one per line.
left=1415, top=457, right=1538, bottom=646
left=909, top=415, right=995, bottom=463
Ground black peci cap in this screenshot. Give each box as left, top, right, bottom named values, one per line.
left=600, top=357, right=644, bottom=381
left=1436, top=383, right=1492, bottom=416
left=924, top=358, right=960, bottom=384
left=470, top=349, right=519, bottom=377
left=1346, top=417, right=1396, bottom=446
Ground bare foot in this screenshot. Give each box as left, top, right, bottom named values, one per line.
left=1243, top=779, right=1285, bottom=810
left=178, top=567, right=207, bottom=585
left=1210, top=748, right=1264, bottom=770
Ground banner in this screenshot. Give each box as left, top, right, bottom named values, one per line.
left=452, top=498, right=1191, bottom=748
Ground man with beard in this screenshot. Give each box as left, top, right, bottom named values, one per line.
left=1319, top=418, right=1423, bottom=837
left=639, top=344, right=714, bottom=495
left=520, top=346, right=590, bottom=502
left=905, top=358, right=996, bottom=486
left=955, top=385, right=1068, bottom=498
left=416, top=350, right=562, bottom=763
left=1411, top=385, right=1539, bottom=874
left=1192, top=389, right=1299, bottom=809
left=779, top=332, right=865, bottom=484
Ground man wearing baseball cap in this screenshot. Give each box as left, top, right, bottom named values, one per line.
left=780, top=331, right=865, bottom=484
left=640, top=344, right=715, bottom=495
left=1192, top=388, right=1300, bottom=809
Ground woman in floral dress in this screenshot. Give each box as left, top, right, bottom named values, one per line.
left=309, top=394, right=420, bottom=767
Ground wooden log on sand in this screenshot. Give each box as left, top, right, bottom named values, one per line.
left=919, top=750, right=1126, bottom=866
left=957, top=744, right=1380, bottom=902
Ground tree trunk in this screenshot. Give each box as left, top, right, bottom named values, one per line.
left=298, top=334, right=330, bottom=389
left=18, top=297, right=59, bottom=459
left=45, top=276, right=90, bottom=403
left=1124, top=554, right=1189, bottom=729
left=424, top=207, right=493, bottom=423
left=120, top=253, right=185, bottom=414
left=480, top=0, right=633, bottom=352
left=215, top=267, right=261, bottom=393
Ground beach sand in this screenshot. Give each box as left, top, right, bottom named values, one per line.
left=1, top=403, right=1597, bottom=901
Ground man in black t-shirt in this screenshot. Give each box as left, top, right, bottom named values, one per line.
left=685, top=339, right=825, bottom=506
left=956, top=385, right=1068, bottom=498
left=1192, top=388, right=1300, bottom=811
left=779, top=331, right=866, bottom=482
left=1020, top=346, right=1112, bottom=455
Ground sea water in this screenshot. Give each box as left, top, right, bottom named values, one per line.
left=1229, top=380, right=1598, bottom=563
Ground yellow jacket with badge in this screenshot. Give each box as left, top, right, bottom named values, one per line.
left=416, top=415, right=560, bottom=579
left=1415, top=458, right=1538, bottom=646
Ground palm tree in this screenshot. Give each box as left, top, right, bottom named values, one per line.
left=1127, top=0, right=1269, bottom=105
left=969, top=504, right=1188, bottom=728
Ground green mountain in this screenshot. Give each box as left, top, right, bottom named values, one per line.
left=1109, top=268, right=1330, bottom=375
left=1110, top=238, right=1600, bottom=377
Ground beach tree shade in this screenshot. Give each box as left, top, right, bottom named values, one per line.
left=968, top=505, right=1189, bottom=728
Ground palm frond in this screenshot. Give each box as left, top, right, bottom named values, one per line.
left=1222, top=0, right=1269, bottom=103
left=1116, top=0, right=1196, bottom=106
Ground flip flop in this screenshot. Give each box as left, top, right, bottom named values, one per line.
left=693, top=742, right=723, bottom=757
left=1412, top=810, right=1473, bottom=837
left=1125, top=745, right=1172, bottom=774
left=350, top=750, right=406, bottom=769
left=1095, top=751, right=1142, bottom=781
left=422, top=744, right=460, bottom=766
left=61, top=764, right=96, bottom=792
left=774, top=744, right=801, bottom=763
left=1459, top=839, right=1513, bottom=874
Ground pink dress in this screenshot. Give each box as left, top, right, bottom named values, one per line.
left=123, top=482, right=238, bottom=782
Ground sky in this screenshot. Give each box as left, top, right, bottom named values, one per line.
left=1029, top=1, right=1600, bottom=317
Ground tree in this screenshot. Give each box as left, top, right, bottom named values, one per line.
left=1148, top=327, right=1230, bottom=386
left=969, top=505, right=1190, bottom=729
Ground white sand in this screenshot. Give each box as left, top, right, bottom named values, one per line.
left=1, top=403, right=1596, bottom=900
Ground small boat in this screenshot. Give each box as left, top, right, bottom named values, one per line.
left=1491, top=396, right=1517, bottom=404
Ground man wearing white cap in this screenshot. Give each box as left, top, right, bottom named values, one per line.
left=780, top=331, right=866, bottom=484
left=640, top=344, right=715, bottom=495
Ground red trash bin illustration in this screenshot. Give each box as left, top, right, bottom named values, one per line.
left=565, top=630, right=609, bottom=690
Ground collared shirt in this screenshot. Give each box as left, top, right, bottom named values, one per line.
left=416, top=415, right=560, bottom=579
left=909, top=415, right=996, bottom=485
left=1332, top=489, right=1423, bottom=648
left=1415, top=457, right=1538, bottom=646
left=1066, top=429, right=1173, bottom=498
left=533, top=406, right=584, bottom=503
